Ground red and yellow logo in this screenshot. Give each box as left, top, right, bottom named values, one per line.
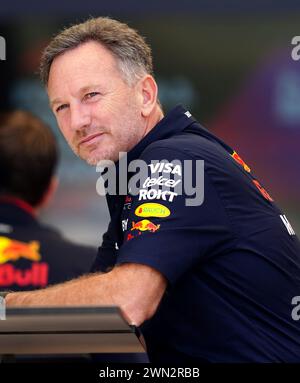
left=231, top=151, right=251, bottom=173
left=0, top=237, right=41, bottom=264
left=135, top=203, right=170, bottom=218
left=0, top=237, right=48, bottom=288
left=131, top=220, right=160, bottom=233
left=252, top=180, right=274, bottom=202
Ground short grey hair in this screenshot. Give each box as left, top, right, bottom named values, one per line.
left=40, top=17, right=154, bottom=86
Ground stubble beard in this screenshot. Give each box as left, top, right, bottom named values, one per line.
left=70, top=123, right=144, bottom=166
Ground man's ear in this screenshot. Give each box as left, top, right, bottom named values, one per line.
left=36, top=176, right=59, bottom=211
left=138, top=75, right=158, bottom=118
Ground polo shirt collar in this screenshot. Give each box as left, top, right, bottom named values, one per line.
left=0, top=200, right=38, bottom=226
left=106, top=105, right=196, bottom=212
left=126, top=104, right=196, bottom=164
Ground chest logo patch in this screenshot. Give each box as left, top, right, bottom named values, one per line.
left=135, top=203, right=170, bottom=218
left=131, top=220, right=160, bottom=233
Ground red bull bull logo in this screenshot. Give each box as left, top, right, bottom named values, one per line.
left=231, top=151, right=251, bottom=173
left=0, top=236, right=48, bottom=288
left=131, top=219, right=160, bottom=233
left=0, top=236, right=41, bottom=264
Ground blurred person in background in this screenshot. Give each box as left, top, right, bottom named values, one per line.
left=4, top=17, right=300, bottom=363
left=0, top=110, right=96, bottom=291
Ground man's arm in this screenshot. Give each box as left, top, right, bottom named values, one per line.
left=5, top=263, right=167, bottom=326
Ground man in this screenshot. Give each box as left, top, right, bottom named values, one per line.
left=4, top=17, right=300, bottom=362
left=0, top=110, right=96, bottom=290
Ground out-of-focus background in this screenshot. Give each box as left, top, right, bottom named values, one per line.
left=1, top=0, right=300, bottom=246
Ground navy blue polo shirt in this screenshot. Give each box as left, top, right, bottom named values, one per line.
left=93, top=105, right=300, bottom=362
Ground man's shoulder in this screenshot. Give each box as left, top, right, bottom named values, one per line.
left=139, top=129, right=224, bottom=162
left=18, top=220, right=96, bottom=257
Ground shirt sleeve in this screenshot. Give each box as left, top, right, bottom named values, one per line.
left=116, top=144, right=234, bottom=285
left=90, top=220, right=117, bottom=273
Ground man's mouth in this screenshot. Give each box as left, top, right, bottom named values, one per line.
left=78, top=133, right=104, bottom=146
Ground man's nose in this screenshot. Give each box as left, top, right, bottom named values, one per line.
left=69, top=103, right=92, bottom=132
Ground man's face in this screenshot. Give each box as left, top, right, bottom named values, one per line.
left=48, top=41, right=146, bottom=165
